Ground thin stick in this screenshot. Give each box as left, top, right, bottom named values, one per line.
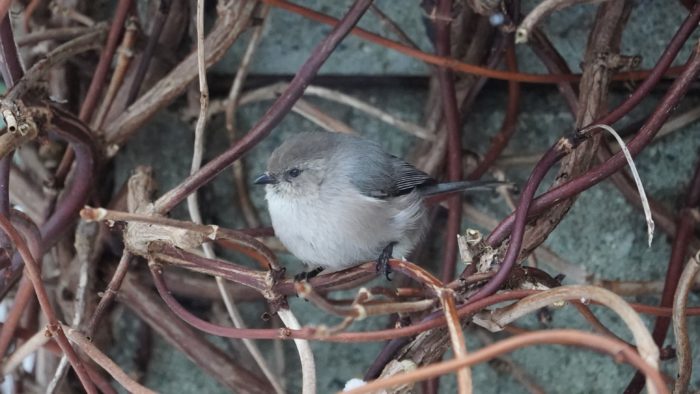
left=277, top=309, right=316, bottom=394
left=65, top=326, right=157, bottom=394
left=93, top=18, right=139, bottom=128
left=46, top=222, right=94, bottom=393
left=225, top=4, right=270, bottom=228
left=486, top=285, right=659, bottom=393
left=439, top=290, right=472, bottom=393
left=343, top=330, right=668, bottom=394
left=188, top=4, right=285, bottom=392
left=672, top=251, right=700, bottom=394
left=186, top=0, right=209, bottom=229
left=263, top=0, right=682, bottom=84
left=516, top=0, right=608, bottom=43
left=2, top=329, right=51, bottom=375
left=153, top=0, right=376, bottom=214
left=105, top=0, right=257, bottom=146
left=0, top=216, right=96, bottom=393
left=87, top=250, right=132, bottom=336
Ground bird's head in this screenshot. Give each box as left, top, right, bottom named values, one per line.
left=255, top=132, right=336, bottom=198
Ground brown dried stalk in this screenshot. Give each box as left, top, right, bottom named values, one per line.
left=516, top=0, right=609, bottom=43
left=5, top=24, right=107, bottom=101
left=520, top=0, right=631, bottom=256
left=105, top=0, right=256, bottom=146
left=484, top=285, right=659, bottom=393
left=119, top=274, right=274, bottom=393
left=345, top=330, right=668, bottom=394
left=0, top=215, right=96, bottom=393
left=672, top=250, right=700, bottom=394
left=64, top=327, right=157, bottom=394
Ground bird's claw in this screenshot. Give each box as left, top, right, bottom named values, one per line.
left=294, top=267, right=324, bottom=282
left=376, top=242, right=396, bottom=281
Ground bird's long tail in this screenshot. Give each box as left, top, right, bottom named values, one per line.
left=419, top=180, right=508, bottom=197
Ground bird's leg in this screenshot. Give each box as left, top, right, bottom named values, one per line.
left=294, top=267, right=324, bottom=282
left=269, top=264, right=286, bottom=285
left=376, top=242, right=397, bottom=281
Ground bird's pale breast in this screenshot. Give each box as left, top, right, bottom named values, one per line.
left=265, top=187, right=425, bottom=270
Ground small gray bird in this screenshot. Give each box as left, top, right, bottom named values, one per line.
left=255, top=132, right=500, bottom=280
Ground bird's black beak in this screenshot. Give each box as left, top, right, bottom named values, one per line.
left=254, top=172, right=278, bottom=185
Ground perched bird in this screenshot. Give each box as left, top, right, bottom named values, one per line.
left=255, top=132, right=501, bottom=280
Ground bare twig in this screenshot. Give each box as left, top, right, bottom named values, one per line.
left=153, top=0, right=377, bottom=214
left=126, top=0, right=173, bottom=105
left=264, top=0, right=671, bottom=83
left=672, top=250, right=700, bottom=394
left=94, top=18, right=139, bottom=128
left=64, top=327, right=157, bottom=394
left=46, top=221, right=96, bottom=393
left=225, top=3, right=271, bottom=228
left=345, top=330, right=667, bottom=394
left=105, top=0, right=257, bottom=146
left=516, top=0, right=608, bottom=43
left=189, top=2, right=285, bottom=392
left=277, top=309, right=316, bottom=394
left=0, top=215, right=96, bottom=393
left=120, top=273, right=274, bottom=393
left=2, top=329, right=51, bottom=375
left=484, top=285, right=660, bottom=393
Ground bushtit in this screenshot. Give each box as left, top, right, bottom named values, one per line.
left=255, top=132, right=500, bottom=280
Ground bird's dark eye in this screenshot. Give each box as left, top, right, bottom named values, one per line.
left=287, top=168, right=301, bottom=178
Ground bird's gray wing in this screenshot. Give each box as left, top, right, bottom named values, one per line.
left=346, top=154, right=435, bottom=199
left=390, top=158, right=436, bottom=196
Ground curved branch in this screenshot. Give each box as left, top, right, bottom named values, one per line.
left=672, top=251, right=700, bottom=394
left=485, top=285, right=659, bottom=393
left=343, top=330, right=668, bottom=394
left=153, top=0, right=376, bottom=214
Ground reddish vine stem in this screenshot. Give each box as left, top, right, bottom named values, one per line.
left=152, top=259, right=535, bottom=341
left=624, top=155, right=700, bottom=393
left=527, top=27, right=578, bottom=114
left=0, top=215, right=96, bottom=393
left=347, top=330, right=669, bottom=394
left=435, top=0, right=464, bottom=283
left=0, top=14, right=23, bottom=86
left=40, top=105, right=97, bottom=248
left=0, top=105, right=98, bottom=298
left=263, top=0, right=685, bottom=84
left=126, top=0, right=171, bottom=105
left=598, top=2, right=700, bottom=126
left=474, top=38, right=700, bottom=301
left=53, top=0, right=133, bottom=185
left=485, top=3, right=700, bottom=244
left=153, top=0, right=375, bottom=214
left=119, top=273, right=274, bottom=393
left=0, top=14, right=25, bottom=268
left=468, top=147, right=563, bottom=302
left=468, top=39, right=521, bottom=180
left=0, top=211, right=42, bottom=359
left=85, top=250, right=133, bottom=337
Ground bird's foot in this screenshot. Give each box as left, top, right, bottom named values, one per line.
left=294, top=267, right=324, bottom=282
left=376, top=242, right=397, bottom=281
left=269, top=265, right=286, bottom=284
